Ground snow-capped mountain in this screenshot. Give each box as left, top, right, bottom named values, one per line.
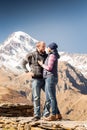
left=0, top=31, right=87, bottom=78
left=0, top=31, right=38, bottom=73
left=59, top=52, right=87, bottom=78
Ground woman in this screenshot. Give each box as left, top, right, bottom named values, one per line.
left=38, top=42, right=62, bottom=121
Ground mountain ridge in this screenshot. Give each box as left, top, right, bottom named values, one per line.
left=0, top=31, right=87, bottom=121
left=0, top=31, right=87, bottom=78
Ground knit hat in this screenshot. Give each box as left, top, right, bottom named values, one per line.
left=48, top=42, right=58, bottom=50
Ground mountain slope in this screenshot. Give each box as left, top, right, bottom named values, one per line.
left=0, top=31, right=38, bottom=73
left=58, top=61, right=87, bottom=94
left=59, top=52, right=87, bottom=78
left=0, top=62, right=87, bottom=120
left=0, top=67, right=32, bottom=105
left=56, top=61, right=87, bottom=120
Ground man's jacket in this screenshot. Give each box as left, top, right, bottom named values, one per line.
left=22, top=49, right=47, bottom=78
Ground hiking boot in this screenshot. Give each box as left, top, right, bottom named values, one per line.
left=56, top=114, right=62, bottom=120
left=44, top=115, right=56, bottom=121
left=31, top=116, right=40, bottom=121
left=41, top=114, right=49, bottom=120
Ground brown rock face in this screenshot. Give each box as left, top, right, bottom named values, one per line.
left=0, top=61, right=87, bottom=121
left=0, top=67, right=33, bottom=117
left=0, top=104, right=33, bottom=117
left=58, top=61, right=87, bottom=94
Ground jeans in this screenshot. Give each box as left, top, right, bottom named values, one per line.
left=42, top=100, right=50, bottom=117
left=45, top=75, right=60, bottom=115
left=32, top=78, right=49, bottom=117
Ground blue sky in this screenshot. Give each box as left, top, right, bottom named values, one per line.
left=0, top=0, right=87, bottom=53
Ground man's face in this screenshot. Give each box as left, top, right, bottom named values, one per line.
left=38, top=42, right=46, bottom=53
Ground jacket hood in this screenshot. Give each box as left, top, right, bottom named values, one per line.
left=52, top=49, right=60, bottom=59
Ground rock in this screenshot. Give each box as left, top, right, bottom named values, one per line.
left=0, top=104, right=33, bottom=117
left=0, top=117, right=87, bottom=130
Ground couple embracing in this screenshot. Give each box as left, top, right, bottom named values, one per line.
left=22, top=41, right=62, bottom=121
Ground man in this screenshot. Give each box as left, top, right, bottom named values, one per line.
left=22, top=41, right=48, bottom=121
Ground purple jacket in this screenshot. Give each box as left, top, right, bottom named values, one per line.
left=43, top=50, right=60, bottom=78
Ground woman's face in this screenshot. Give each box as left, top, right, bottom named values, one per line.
left=46, top=47, right=52, bottom=53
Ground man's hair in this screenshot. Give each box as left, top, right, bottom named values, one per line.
left=36, top=41, right=45, bottom=48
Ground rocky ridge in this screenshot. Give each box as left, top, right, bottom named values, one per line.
left=0, top=117, right=87, bottom=130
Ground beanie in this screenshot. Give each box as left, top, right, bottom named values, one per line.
left=48, top=42, right=58, bottom=50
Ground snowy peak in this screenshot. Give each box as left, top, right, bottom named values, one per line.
left=0, top=31, right=38, bottom=72
left=4, top=31, right=37, bottom=47
left=59, top=52, right=87, bottom=78
left=0, top=31, right=87, bottom=78
left=0, top=31, right=38, bottom=55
